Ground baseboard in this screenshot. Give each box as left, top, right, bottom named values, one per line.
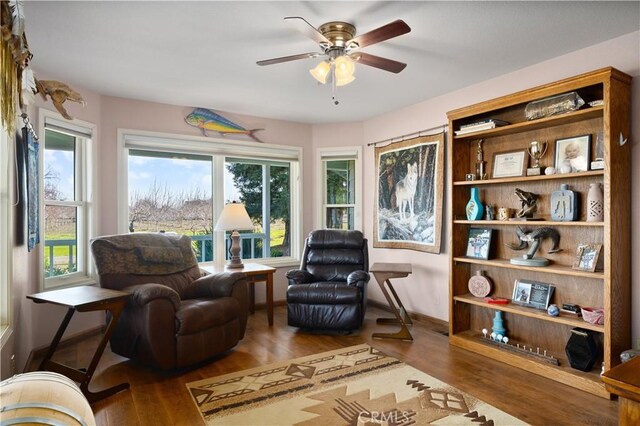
left=367, top=299, right=449, bottom=334
left=24, top=325, right=106, bottom=372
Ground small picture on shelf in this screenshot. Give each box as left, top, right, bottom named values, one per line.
left=572, top=243, right=603, bottom=272
left=465, top=228, right=493, bottom=260
left=554, top=135, right=591, bottom=173
left=512, top=279, right=555, bottom=310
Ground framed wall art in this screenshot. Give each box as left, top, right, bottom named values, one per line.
left=374, top=133, right=444, bottom=253
left=554, top=134, right=591, bottom=172
left=491, top=150, right=526, bottom=178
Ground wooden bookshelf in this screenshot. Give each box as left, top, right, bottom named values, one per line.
left=447, top=67, right=632, bottom=398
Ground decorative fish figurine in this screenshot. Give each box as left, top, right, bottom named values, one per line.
left=185, top=108, right=263, bottom=142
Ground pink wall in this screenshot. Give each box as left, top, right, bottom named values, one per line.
left=4, top=30, right=639, bottom=377
left=316, top=31, right=640, bottom=342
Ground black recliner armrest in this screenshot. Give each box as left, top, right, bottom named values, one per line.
left=286, top=269, right=316, bottom=284
left=347, top=270, right=370, bottom=287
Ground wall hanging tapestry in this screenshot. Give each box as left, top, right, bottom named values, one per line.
left=25, top=125, right=39, bottom=251
left=374, top=133, right=444, bottom=253
left=186, top=344, right=524, bottom=425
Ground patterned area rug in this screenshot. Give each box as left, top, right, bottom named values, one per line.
left=186, top=344, right=526, bottom=425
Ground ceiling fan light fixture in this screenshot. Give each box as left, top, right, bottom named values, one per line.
left=335, top=74, right=355, bottom=87
left=309, top=60, right=331, bottom=84
left=334, top=55, right=355, bottom=80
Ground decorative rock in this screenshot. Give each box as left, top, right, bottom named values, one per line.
left=560, top=164, right=572, bottom=174
left=620, top=349, right=640, bottom=363
left=547, top=304, right=560, bottom=316
left=545, top=166, right=556, bottom=175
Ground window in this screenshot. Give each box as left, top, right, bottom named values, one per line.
left=317, top=146, right=362, bottom=230
left=39, top=110, right=96, bottom=289
left=120, top=130, right=301, bottom=266
left=0, top=128, right=11, bottom=345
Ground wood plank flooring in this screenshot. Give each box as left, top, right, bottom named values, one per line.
left=35, top=306, right=618, bottom=425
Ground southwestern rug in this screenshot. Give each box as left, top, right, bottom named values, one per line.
left=186, top=344, right=526, bottom=425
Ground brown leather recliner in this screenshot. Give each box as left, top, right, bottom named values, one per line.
left=90, top=233, right=249, bottom=370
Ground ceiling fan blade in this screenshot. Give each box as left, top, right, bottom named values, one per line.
left=352, top=52, right=407, bottom=73
left=284, top=16, right=332, bottom=46
left=347, top=19, right=411, bottom=49
left=257, top=52, right=322, bottom=66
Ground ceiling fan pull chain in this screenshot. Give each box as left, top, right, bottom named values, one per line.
left=331, top=63, right=339, bottom=105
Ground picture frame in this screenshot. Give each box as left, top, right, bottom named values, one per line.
left=374, top=133, right=444, bottom=253
left=512, top=279, right=555, bottom=310
left=465, top=228, right=493, bottom=260
left=554, top=134, right=591, bottom=172
left=491, top=150, right=526, bottom=178
left=572, top=243, right=603, bottom=272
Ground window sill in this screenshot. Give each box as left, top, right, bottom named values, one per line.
left=43, top=276, right=97, bottom=291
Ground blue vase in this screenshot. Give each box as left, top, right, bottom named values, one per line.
left=492, top=311, right=506, bottom=339
left=466, top=187, right=483, bottom=220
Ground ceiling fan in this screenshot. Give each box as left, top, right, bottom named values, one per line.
left=257, top=17, right=411, bottom=102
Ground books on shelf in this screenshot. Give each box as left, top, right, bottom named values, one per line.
left=455, top=119, right=510, bottom=135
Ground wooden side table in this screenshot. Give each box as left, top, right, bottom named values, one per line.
left=27, top=286, right=130, bottom=403
left=601, top=356, right=640, bottom=425
left=370, top=262, right=413, bottom=341
left=202, top=263, right=276, bottom=326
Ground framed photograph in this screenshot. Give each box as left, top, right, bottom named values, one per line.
left=491, top=150, right=526, bottom=178
left=572, top=243, right=603, bottom=272
left=465, top=228, right=493, bottom=260
left=554, top=134, right=591, bottom=172
left=374, top=133, right=444, bottom=253
left=512, top=279, right=555, bottom=310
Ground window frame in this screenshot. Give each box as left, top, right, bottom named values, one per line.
left=38, top=109, right=97, bottom=290
left=315, top=146, right=362, bottom=231
left=118, top=129, right=302, bottom=268
left=0, top=127, right=13, bottom=347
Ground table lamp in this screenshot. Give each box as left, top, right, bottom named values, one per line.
left=214, top=201, right=254, bottom=268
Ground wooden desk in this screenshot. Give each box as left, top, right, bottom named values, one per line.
left=202, top=263, right=276, bottom=326
left=601, top=356, right=640, bottom=425
left=370, top=262, right=413, bottom=341
left=27, top=286, right=130, bottom=403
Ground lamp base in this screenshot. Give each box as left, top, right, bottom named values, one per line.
left=226, top=258, right=244, bottom=269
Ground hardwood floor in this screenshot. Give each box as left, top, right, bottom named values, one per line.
left=35, top=306, right=618, bottom=425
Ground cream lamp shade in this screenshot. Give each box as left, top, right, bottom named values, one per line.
left=309, top=60, right=331, bottom=84
left=214, top=202, right=254, bottom=268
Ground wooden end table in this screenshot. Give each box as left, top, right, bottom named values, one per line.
left=202, top=263, right=276, bottom=326
left=370, top=262, right=413, bottom=341
left=601, top=356, right=640, bottom=425
left=27, top=286, right=130, bottom=403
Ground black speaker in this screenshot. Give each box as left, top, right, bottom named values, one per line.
left=565, top=328, right=600, bottom=372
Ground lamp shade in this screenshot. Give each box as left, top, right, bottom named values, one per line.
left=309, top=61, right=331, bottom=84
left=334, top=56, right=355, bottom=80
left=214, top=202, right=253, bottom=231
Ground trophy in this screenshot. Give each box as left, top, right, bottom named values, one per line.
left=526, top=140, right=548, bottom=176
left=475, top=139, right=487, bottom=180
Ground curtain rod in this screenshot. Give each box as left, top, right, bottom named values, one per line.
left=367, top=123, right=448, bottom=147
left=21, top=113, right=39, bottom=141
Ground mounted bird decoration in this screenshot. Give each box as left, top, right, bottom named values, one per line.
left=34, top=79, right=86, bottom=120
left=184, top=108, right=263, bottom=142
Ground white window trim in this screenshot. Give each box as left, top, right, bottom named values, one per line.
left=38, top=109, right=97, bottom=290
left=315, top=146, right=363, bottom=231
left=0, top=127, right=13, bottom=348
left=117, top=128, right=303, bottom=267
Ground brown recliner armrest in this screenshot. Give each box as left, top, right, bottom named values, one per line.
left=285, top=269, right=315, bottom=284
left=124, top=283, right=181, bottom=310
left=190, top=272, right=250, bottom=339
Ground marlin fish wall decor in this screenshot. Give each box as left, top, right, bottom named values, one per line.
left=184, top=108, right=263, bottom=142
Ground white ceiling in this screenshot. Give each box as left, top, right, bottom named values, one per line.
left=24, top=1, right=639, bottom=124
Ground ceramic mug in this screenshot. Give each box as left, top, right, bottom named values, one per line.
left=497, top=207, right=512, bottom=221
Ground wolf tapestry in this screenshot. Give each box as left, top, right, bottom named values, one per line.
left=374, top=134, right=444, bottom=253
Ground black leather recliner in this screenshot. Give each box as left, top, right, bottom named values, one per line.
left=286, top=229, right=370, bottom=331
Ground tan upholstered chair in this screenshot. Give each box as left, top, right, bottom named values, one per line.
left=91, top=233, right=248, bottom=370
